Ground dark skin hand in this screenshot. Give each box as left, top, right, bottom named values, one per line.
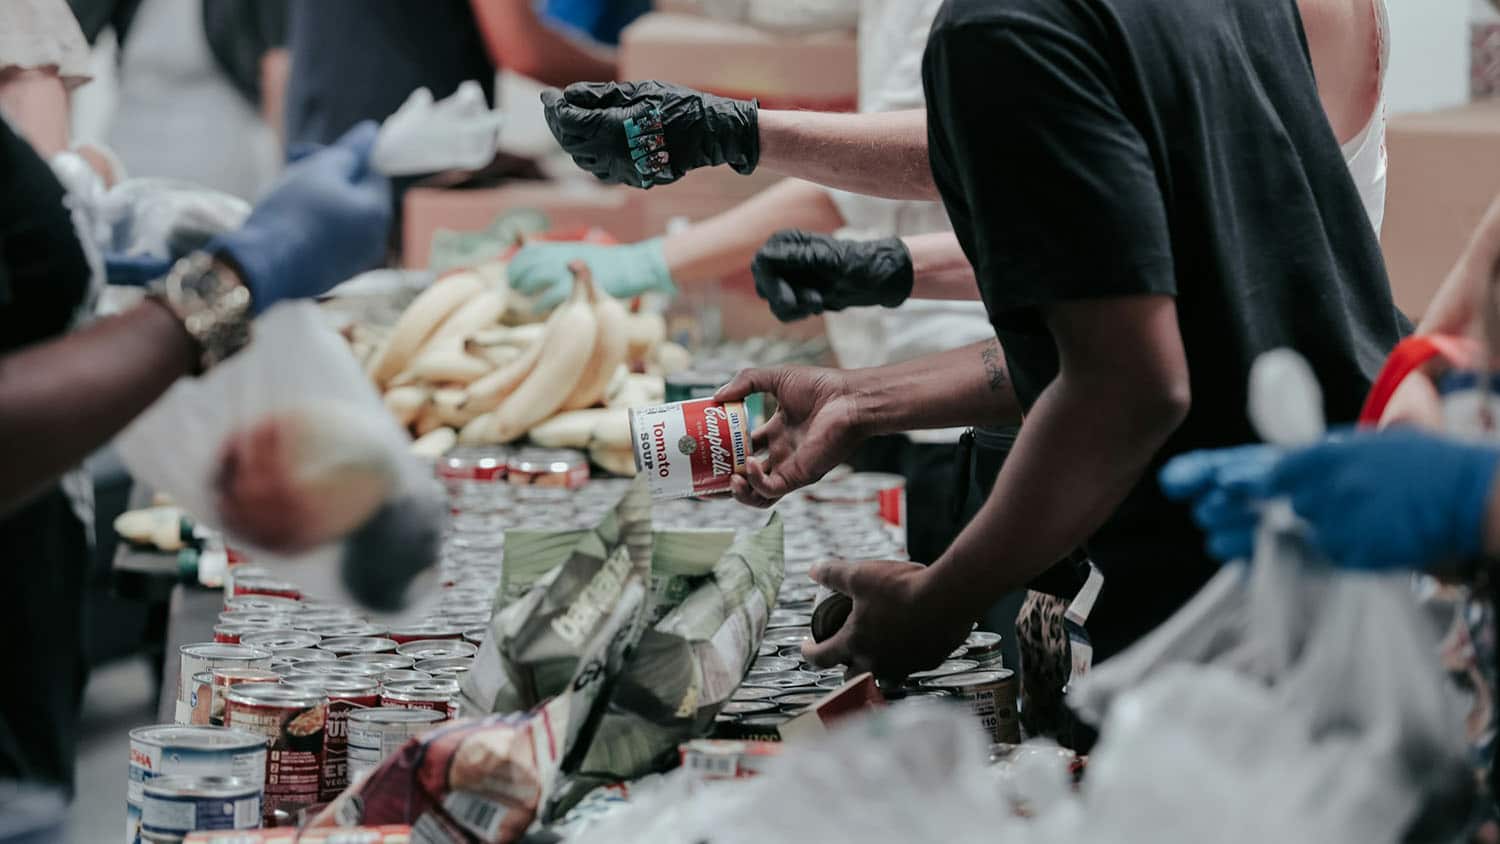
left=804, top=295, right=1192, bottom=680
left=716, top=338, right=1024, bottom=508
left=0, top=297, right=201, bottom=515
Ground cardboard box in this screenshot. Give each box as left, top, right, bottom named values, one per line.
left=1382, top=99, right=1500, bottom=318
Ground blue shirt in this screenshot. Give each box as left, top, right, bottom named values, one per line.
left=542, top=0, right=649, bottom=45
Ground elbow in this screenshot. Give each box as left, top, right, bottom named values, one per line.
left=1140, top=375, right=1191, bottom=442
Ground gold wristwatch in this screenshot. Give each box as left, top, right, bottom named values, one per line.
left=146, top=251, right=253, bottom=373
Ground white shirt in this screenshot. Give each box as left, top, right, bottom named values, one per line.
left=821, top=0, right=1391, bottom=444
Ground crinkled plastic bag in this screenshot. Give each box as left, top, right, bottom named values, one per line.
left=113, top=303, right=445, bottom=619
left=372, top=80, right=505, bottom=177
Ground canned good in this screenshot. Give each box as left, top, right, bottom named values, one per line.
left=719, top=700, right=777, bottom=717
left=904, top=659, right=980, bottom=687
left=221, top=596, right=299, bottom=614
left=395, top=639, right=477, bottom=662
left=762, top=628, right=812, bottom=649
left=776, top=646, right=807, bottom=660
left=770, top=691, right=825, bottom=713
left=210, top=625, right=262, bottom=645
left=188, top=673, right=216, bottom=726
left=742, top=670, right=819, bottom=690
left=281, top=677, right=380, bottom=801
left=767, top=610, right=812, bottom=629
left=413, top=657, right=473, bottom=679
left=271, top=648, right=332, bottom=664
left=380, top=679, right=461, bottom=720
left=963, top=631, right=1004, bottom=668
left=730, top=686, right=779, bottom=702
left=216, top=611, right=291, bottom=628
left=749, top=657, right=800, bottom=674
left=231, top=577, right=301, bottom=601
left=629, top=399, right=753, bottom=499
left=339, top=653, right=414, bottom=672
left=346, top=708, right=445, bottom=783
left=238, top=631, right=320, bottom=653
left=128, top=726, right=266, bottom=844
left=507, top=448, right=590, bottom=488
left=176, top=644, right=273, bottom=725
left=756, top=643, right=776, bottom=659
left=191, top=668, right=281, bottom=727
left=222, top=683, right=328, bottom=824
left=437, top=446, right=511, bottom=483
left=919, top=670, right=1019, bottom=744
left=287, top=610, right=360, bottom=628
left=385, top=623, right=463, bottom=645
left=281, top=663, right=383, bottom=682
left=380, top=669, right=433, bottom=685
left=300, top=621, right=383, bottom=639
left=316, top=636, right=398, bottom=656
left=462, top=627, right=488, bottom=645
left=141, top=776, right=260, bottom=840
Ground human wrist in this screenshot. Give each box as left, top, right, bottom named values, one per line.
left=637, top=237, right=676, bottom=294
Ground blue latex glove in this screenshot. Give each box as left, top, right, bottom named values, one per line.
left=210, top=122, right=391, bottom=314
left=105, top=253, right=172, bottom=287
left=507, top=238, right=673, bottom=311
left=1160, top=445, right=1281, bottom=562
left=1265, top=430, right=1500, bottom=571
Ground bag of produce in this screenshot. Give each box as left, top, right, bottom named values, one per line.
left=462, top=483, right=785, bottom=813
left=113, top=302, right=447, bottom=616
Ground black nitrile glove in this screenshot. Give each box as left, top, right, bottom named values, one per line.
left=540, top=81, right=759, bottom=189
left=752, top=230, right=915, bottom=322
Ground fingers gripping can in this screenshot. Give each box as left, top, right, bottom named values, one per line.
left=629, top=399, right=753, bottom=500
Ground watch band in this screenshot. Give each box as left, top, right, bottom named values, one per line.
left=147, top=251, right=253, bottom=373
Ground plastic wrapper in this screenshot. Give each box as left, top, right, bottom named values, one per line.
left=113, top=303, right=446, bottom=618
left=372, top=80, right=505, bottom=178
left=463, top=486, right=784, bottom=812
left=101, top=178, right=251, bottom=262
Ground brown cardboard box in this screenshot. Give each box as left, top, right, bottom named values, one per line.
left=1383, top=100, right=1500, bottom=319
left=402, top=182, right=647, bottom=268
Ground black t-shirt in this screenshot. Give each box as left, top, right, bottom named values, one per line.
left=284, top=0, right=495, bottom=150
left=924, top=0, right=1409, bottom=660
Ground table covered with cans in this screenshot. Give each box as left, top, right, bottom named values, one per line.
left=124, top=441, right=1019, bottom=844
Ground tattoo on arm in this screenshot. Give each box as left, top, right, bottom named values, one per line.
left=980, top=339, right=1008, bottom=393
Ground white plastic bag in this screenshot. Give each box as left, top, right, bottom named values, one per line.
left=113, top=303, right=444, bottom=620
left=371, top=80, right=505, bottom=177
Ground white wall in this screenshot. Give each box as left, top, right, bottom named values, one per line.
left=1384, top=0, right=1470, bottom=114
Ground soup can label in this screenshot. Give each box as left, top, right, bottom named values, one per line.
left=127, top=726, right=266, bottom=844
left=141, top=777, right=260, bottom=837
left=629, top=399, right=752, bottom=500
left=223, top=686, right=327, bottom=825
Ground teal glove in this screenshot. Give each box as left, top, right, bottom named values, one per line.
left=507, top=238, right=673, bottom=311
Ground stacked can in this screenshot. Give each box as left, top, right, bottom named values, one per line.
left=127, top=726, right=266, bottom=844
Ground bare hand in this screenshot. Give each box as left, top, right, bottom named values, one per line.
left=801, top=560, right=973, bottom=684
left=715, top=366, right=870, bottom=508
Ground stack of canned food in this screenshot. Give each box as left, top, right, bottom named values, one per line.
left=131, top=446, right=1009, bottom=841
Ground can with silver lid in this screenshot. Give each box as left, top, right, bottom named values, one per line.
left=339, top=652, right=414, bottom=672
left=919, top=670, right=1019, bottom=744
left=301, top=621, right=384, bottom=639
left=963, top=631, right=1004, bottom=668
left=281, top=662, right=383, bottom=683
left=762, top=628, right=812, bottom=649
left=767, top=610, right=812, bottom=629
left=230, top=577, right=301, bottom=601
left=281, top=676, right=380, bottom=800
left=414, top=657, right=473, bottom=679
left=719, top=700, right=777, bottom=718
left=221, top=596, right=298, bottom=614
left=629, top=399, right=752, bottom=500
left=437, top=446, right=511, bottom=484
left=749, top=656, right=800, bottom=674
left=127, top=726, right=266, bottom=844
left=237, top=630, right=320, bottom=654
left=395, top=639, right=477, bottom=662
left=507, top=448, right=590, bottom=489
left=222, top=683, right=327, bottom=824
left=380, top=679, right=461, bottom=720
left=316, top=636, right=398, bottom=656
left=730, top=686, right=779, bottom=702
left=385, top=623, right=464, bottom=645
left=191, top=668, right=281, bottom=727
left=771, top=691, right=825, bottom=713
left=141, top=775, right=259, bottom=841
left=904, top=659, right=980, bottom=687
left=176, top=644, right=272, bottom=725
left=462, top=627, right=488, bottom=646
left=742, top=670, right=819, bottom=690
left=346, top=708, right=445, bottom=782
left=381, top=669, right=434, bottom=685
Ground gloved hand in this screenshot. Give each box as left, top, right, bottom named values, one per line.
left=752, top=230, right=914, bottom=322
left=1264, top=430, right=1500, bottom=571
left=508, top=238, right=673, bottom=311
left=105, top=254, right=173, bottom=287
left=1160, top=445, right=1281, bottom=562
left=540, top=81, right=759, bottom=189
left=210, top=122, right=391, bottom=314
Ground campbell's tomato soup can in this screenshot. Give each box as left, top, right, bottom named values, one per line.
left=380, top=679, right=461, bottom=720
left=316, top=636, right=398, bottom=656
left=385, top=623, right=464, bottom=645
left=127, top=726, right=266, bottom=844
left=211, top=624, right=260, bottom=645
left=238, top=630, right=320, bottom=654
left=231, top=577, right=302, bottom=601
left=222, top=683, right=327, bottom=826
left=395, top=639, right=477, bottom=662
left=301, top=621, right=384, bottom=639
left=281, top=663, right=383, bottom=684
left=629, top=399, right=753, bottom=500
left=339, top=652, right=414, bottom=672
left=281, top=676, right=380, bottom=801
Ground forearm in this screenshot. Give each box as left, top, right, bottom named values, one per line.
left=661, top=179, right=845, bottom=285
left=0, top=68, right=70, bottom=156
left=1419, top=194, right=1500, bottom=336
left=0, top=300, right=198, bottom=514
left=756, top=109, right=939, bottom=201
left=906, top=231, right=980, bottom=301
left=924, top=369, right=1185, bottom=614
left=852, top=339, right=1022, bottom=434
left=471, top=0, right=615, bottom=87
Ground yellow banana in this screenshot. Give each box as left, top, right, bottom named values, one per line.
left=560, top=280, right=628, bottom=411
left=487, top=262, right=598, bottom=443
left=367, top=273, right=484, bottom=386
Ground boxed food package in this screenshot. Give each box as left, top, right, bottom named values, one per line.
left=1382, top=99, right=1500, bottom=318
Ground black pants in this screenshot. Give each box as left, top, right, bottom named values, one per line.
left=848, top=435, right=961, bottom=566
left=0, top=488, right=89, bottom=792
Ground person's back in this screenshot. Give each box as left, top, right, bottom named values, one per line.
left=925, top=0, right=1408, bottom=658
